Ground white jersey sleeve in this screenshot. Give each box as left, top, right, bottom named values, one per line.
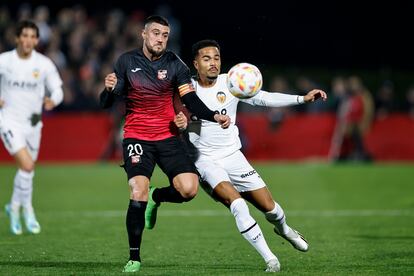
left=241, top=90, right=304, bottom=107
left=44, top=58, right=63, bottom=106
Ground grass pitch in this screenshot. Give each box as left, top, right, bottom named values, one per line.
left=0, top=163, right=413, bottom=275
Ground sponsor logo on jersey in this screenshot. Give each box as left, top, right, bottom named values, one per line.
left=216, top=91, right=226, bottom=103
left=157, top=70, right=168, bottom=80
left=32, top=69, right=40, bottom=79
left=6, top=80, right=38, bottom=90
left=240, top=169, right=257, bottom=178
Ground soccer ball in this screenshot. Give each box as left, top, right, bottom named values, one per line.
left=226, top=63, right=263, bottom=99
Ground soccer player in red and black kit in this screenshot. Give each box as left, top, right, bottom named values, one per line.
left=100, top=15, right=230, bottom=272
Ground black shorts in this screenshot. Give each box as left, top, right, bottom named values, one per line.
left=122, top=136, right=197, bottom=181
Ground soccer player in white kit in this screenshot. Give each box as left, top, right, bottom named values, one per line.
left=188, top=40, right=327, bottom=272
left=0, top=21, right=63, bottom=235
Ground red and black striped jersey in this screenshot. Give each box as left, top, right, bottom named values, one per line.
left=113, top=49, right=194, bottom=141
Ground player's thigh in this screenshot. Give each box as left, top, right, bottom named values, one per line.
left=220, top=150, right=266, bottom=193
left=196, top=155, right=231, bottom=194
left=25, top=123, right=42, bottom=161
left=122, top=138, right=157, bottom=180
left=0, top=124, right=27, bottom=157
left=156, top=136, right=197, bottom=182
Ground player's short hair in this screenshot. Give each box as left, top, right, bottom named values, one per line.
left=192, top=39, right=221, bottom=60
left=16, top=20, right=39, bottom=38
left=144, top=15, right=169, bottom=28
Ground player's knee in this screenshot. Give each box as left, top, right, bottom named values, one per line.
left=128, top=178, right=148, bottom=200
left=20, top=162, right=35, bottom=172
left=179, top=185, right=198, bottom=201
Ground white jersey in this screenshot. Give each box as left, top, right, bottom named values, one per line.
left=190, top=74, right=303, bottom=159
left=0, top=49, right=63, bottom=128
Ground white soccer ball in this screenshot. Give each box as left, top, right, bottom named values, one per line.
left=226, top=63, right=263, bottom=99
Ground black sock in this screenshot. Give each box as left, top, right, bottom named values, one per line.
left=152, top=186, right=189, bottom=203
left=126, top=200, right=147, bottom=261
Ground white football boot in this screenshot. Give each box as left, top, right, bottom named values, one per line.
left=265, top=258, right=281, bottom=272
left=274, top=227, right=308, bottom=252
left=5, top=204, right=23, bottom=235
left=23, top=208, right=41, bottom=234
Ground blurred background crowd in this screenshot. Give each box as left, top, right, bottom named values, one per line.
left=0, top=2, right=413, bottom=162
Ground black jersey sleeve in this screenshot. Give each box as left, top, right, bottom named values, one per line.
left=99, top=89, right=116, bottom=108
left=112, top=54, right=127, bottom=96
left=181, top=92, right=216, bottom=122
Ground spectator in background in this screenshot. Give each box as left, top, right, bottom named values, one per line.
left=404, top=85, right=414, bottom=120
left=375, top=80, right=397, bottom=119
left=267, top=76, right=291, bottom=130
left=329, top=76, right=374, bottom=161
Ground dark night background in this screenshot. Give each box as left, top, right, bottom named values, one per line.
left=3, top=0, right=413, bottom=69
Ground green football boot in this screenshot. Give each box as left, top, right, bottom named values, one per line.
left=145, top=186, right=160, bottom=229
left=122, top=260, right=141, bottom=273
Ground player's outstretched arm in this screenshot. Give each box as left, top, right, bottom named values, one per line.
left=303, top=89, right=328, bottom=103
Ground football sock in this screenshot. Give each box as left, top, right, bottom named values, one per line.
left=126, top=200, right=147, bottom=261
left=152, top=186, right=189, bottom=203
left=12, top=169, right=34, bottom=212
left=265, top=201, right=291, bottom=235
left=230, top=198, right=277, bottom=262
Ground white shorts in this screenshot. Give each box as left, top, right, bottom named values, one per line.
left=0, top=122, right=42, bottom=161
left=195, top=150, right=266, bottom=194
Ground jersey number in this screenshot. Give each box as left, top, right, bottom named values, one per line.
left=214, top=108, right=227, bottom=115
left=127, top=143, right=143, bottom=157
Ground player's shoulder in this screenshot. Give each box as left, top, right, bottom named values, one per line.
left=117, top=49, right=139, bottom=62
left=0, top=49, right=14, bottom=61
left=33, top=50, right=56, bottom=68
left=165, top=50, right=188, bottom=67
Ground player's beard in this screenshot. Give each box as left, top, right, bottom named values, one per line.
left=148, top=45, right=165, bottom=58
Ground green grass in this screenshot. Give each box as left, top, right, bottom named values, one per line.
left=1, top=163, right=414, bottom=275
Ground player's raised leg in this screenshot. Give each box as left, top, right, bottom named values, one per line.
left=242, top=187, right=309, bottom=252
left=147, top=172, right=198, bottom=229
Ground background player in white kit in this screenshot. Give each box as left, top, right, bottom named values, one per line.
left=188, top=40, right=327, bottom=272
left=0, top=21, right=63, bottom=235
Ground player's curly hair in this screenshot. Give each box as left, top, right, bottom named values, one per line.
left=192, top=39, right=221, bottom=60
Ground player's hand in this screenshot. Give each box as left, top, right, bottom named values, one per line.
left=214, top=114, right=231, bottom=129
left=304, top=89, right=327, bottom=103
left=0, top=99, right=4, bottom=108
left=174, top=111, right=188, bottom=130
left=43, top=97, right=56, bottom=111
left=105, top=73, right=117, bottom=92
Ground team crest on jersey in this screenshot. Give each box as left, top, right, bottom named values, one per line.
left=32, top=69, right=40, bottom=79
left=157, top=70, right=168, bottom=80
left=131, top=154, right=141, bottom=164
left=216, top=91, right=226, bottom=104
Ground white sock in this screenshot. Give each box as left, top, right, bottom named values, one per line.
left=265, top=201, right=291, bottom=235
left=230, top=198, right=277, bottom=262
left=12, top=169, right=35, bottom=213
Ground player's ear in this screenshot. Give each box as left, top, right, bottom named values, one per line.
left=141, top=29, right=146, bottom=40
left=193, top=60, right=198, bottom=70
